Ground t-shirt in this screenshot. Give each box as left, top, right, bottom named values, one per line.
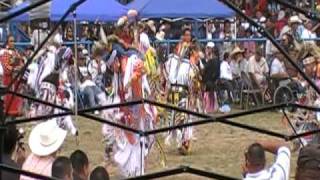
left=248, top=56, right=269, bottom=76
left=244, top=147, right=291, bottom=180
left=301, top=29, right=317, bottom=44
left=20, top=153, right=55, bottom=180
left=271, top=58, right=286, bottom=76
left=239, top=59, right=248, bottom=74
left=220, top=60, right=233, bottom=81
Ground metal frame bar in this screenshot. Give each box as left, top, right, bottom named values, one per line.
left=0, top=0, right=51, bottom=24
left=126, top=166, right=240, bottom=180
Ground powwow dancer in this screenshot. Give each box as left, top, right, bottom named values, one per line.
left=98, top=32, right=157, bottom=176
left=1, top=35, right=24, bottom=121
left=28, top=72, right=78, bottom=135
left=164, top=48, right=195, bottom=155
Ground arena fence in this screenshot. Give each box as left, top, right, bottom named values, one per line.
left=1, top=0, right=320, bottom=179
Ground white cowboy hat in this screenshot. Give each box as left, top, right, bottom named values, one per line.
left=230, top=46, right=245, bottom=57
left=156, top=31, right=165, bottom=41
left=289, top=15, right=302, bottom=24
left=206, top=42, right=215, bottom=48
left=29, top=121, right=67, bottom=156
left=278, top=10, right=285, bottom=21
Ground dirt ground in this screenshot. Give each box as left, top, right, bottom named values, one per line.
left=20, top=109, right=299, bottom=180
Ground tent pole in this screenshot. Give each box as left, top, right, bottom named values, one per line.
left=73, top=11, right=79, bottom=129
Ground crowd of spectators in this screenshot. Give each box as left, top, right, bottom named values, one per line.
left=3, top=123, right=110, bottom=180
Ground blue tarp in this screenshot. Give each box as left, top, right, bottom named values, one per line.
left=9, top=0, right=128, bottom=21
left=127, top=0, right=235, bottom=19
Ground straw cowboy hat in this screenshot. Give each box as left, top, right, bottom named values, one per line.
left=230, top=46, right=244, bottom=58
left=29, top=121, right=67, bottom=156
left=289, top=15, right=302, bottom=24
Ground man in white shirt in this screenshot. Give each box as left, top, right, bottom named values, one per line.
left=270, top=50, right=288, bottom=79
left=219, top=52, right=234, bottom=103
left=243, top=140, right=290, bottom=180
left=248, top=50, right=269, bottom=88
left=220, top=53, right=233, bottom=81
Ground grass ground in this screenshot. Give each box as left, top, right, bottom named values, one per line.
left=20, top=109, right=298, bottom=180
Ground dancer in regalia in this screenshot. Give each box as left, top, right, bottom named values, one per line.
left=28, top=72, right=77, bottom=135
left=164, top=46, right=195, bottom=155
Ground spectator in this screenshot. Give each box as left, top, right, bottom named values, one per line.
left=70, top=150, right=90, bottom=180
left=295, top=144, right=320, bottom=180
left=21, top=121, right=67, bottom=180
left=176, top=28, right=192, bottom=57
left=275, top=10, right=287, bottom=34
left=202, top=42, right=220, bottom=113
left=230, top=47, right=243, bottom=80
left=80, top=25, right=90, bottom=41
left=64, top=25, right=74, bottom=42
left=270, top=49, right=289, bottom=79
left=247, top=49, right=269, bottom=88
left=289, top=16, right=305, bottom=43
left=2, top=124, right=23, bottom=180
left=219, top=52, right=234, bottom=104
left=90, top=166, right=110, bottom=180
left=242, top=29, right=256, bottom=57
left=52, top=156, right=73, bottom=180
left=233, top=47, right=248, bottom=75
left=242, top=140, right=290, bottom=179
left=219, top=20, right=235, bottom=56
left=301, top=20, right=317, bottom=45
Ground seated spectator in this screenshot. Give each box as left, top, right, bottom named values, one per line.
left=232, top=46, right=247, bottom=74
left=248, top=49, right=269, bottom=88
left=242, top=140, right=290, bottom=179
left=295, top=144, right=320, bottom=180
left=2, top=124, right=23, bottom=180
left=219, top=52, right=235, bottom=105
left=21, top=121, right=67, bottom=180
left=275, top=10, right=287, bottom=35
left=90, top=166, right=110, bottom=180
left=52, top=156, right=72, bottom=180
left=270, top=49, right=289, bottom=80
left=70, top=150, right=89, bottom=180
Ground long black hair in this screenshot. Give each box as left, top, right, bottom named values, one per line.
left=4, top=34, right=14, bottom=49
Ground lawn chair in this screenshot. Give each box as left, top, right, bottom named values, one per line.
left=240, top=72, right=264, bottom=110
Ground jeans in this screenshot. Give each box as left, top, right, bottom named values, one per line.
left=82, top=86, right=103, bottom=108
